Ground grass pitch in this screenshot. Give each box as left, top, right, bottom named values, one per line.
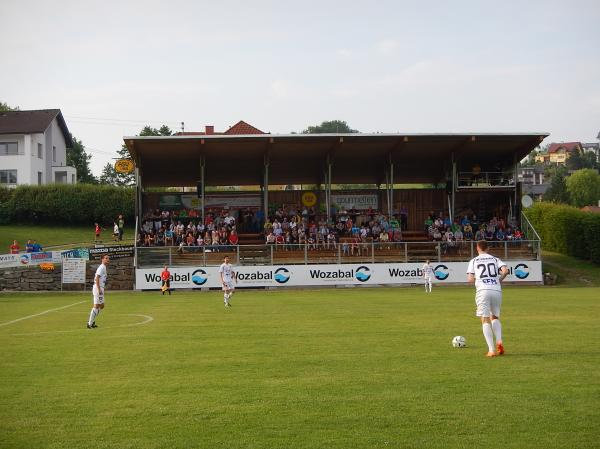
left=0, top=286, right=598, bottom=449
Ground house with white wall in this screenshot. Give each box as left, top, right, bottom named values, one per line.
left=0, top=109, right=76, bottom=186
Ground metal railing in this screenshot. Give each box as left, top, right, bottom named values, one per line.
left=457, top=171, right=515, bottom=188
left=521, top=211, right=541, bottom=260
left=136, top=240, right=540, bottom=267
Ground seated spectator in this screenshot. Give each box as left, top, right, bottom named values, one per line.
left=514, top=229, right=523, bottom=240
left=9, top=240, right=19, bottom=254
left=432, top=228, right=442, bottom=241
left=463, top=224, right=473, bottom=240
left=165, top=228, right=174, bottom=246
left=266, top=231, right=275, bottom=244
left=229, top=230, right=239, bottom=245
left=474, top=229, right=485, bottom=241
left=496, top=229, right=505, bottom=241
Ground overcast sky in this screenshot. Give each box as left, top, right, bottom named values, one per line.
left=1, top=0, right=599, bottom=176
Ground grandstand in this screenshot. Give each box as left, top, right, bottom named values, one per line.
left=124, top=132, right=547, bottom=275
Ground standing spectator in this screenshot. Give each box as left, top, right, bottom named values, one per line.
left=113, top=222, right=120, bottom=242
left=32, top=240, right=42, bottom=252
left=94, top=223, right=101, bottom=243
left=9, top=240, right=19, bottom=254
left=118, top=215, right=125, bottom=241
left=25, top=240, right=34, bottom=253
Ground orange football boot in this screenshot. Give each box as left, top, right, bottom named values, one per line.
left=496, top=342, right=505, bottom=355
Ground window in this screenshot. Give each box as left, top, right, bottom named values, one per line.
left=38, top=143, right=43, bottom=159
left=38, top=172, right=43, bottom=185
left=53, top=146, right=56, bottom=162
left=0, top=142, right=19, bottom=155
left=71, top=174, right=75, bottom=184
left=0, top=170, right=17, bottom=184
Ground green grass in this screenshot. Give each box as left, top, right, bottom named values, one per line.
left=0, top=225, right=135, bottom=251
left=0, top=286, right=598, bottom=449
left=542, top=251, right=600, bottom=286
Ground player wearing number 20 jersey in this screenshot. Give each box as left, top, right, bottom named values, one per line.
left=466, top=240, right=509, bottom=357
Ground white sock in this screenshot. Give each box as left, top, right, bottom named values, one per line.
left=482, top=322, right=495, bottom=352
left=492, top=319, right=502, bottom=343
left=88, top=308, right=97, bottom=325
left=224, top=293, right=229, bottom=303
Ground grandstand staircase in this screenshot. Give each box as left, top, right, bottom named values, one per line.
left=237, top=233, right=270, bottom=265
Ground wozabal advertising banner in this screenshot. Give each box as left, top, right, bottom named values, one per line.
left=136, top=261, right=542, bottom=290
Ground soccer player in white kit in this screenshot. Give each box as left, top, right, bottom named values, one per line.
left=87, top=255, right=109, bottom=329
left=219, top=255, right=236, bottom=308
left=466, top=240, right=509, bottom=357
left=422, top=259, right=434, bottom=293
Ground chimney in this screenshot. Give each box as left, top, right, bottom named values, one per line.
left=205, top=125, right=214, bottom=135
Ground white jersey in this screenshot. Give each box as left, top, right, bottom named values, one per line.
left=466, top=253, right=506, bottom=292
left=422, top=263, right=434, bottom=278
left=218, top=263, right=234, bottom=282
left=94, top=264, right=107, bottom=288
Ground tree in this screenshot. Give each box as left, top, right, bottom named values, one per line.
left=0, top=102, right=19, bottom=112
left=99, top=162, right=127, bottom=186
left=67, top=137, right=97, bottom=184
left=100, top=124, right=173, bottom=186
left=566, top=168, right=600, bottom=207
left=544, top=165, right=570, bottom=204
left=302, top=120, right=358, bottom=134
left=582, top=151, right=599, bottom=170
left=566, top=150, right=585, bottom=171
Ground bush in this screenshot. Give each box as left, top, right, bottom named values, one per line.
left=0, top=184, right=134, bottom=225
left=525, top=202, right=600, bottom=264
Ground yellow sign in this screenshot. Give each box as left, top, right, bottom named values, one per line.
left=301, top=192, right=317, bottom=207
left=40, top=263, right=55, bottom=272
left=114, top=159, right=135, bottom=174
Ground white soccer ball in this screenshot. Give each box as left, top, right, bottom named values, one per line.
left=452, top=336, right=466, bottom=348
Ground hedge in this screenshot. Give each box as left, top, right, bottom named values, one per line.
left=0, top=184, right=134, bottom=226
left=525, top=202, right=600, bottom=264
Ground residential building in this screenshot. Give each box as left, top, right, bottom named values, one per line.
left=535, top=142, right=583, bottom=164
left=174, top=120, right=266, bottom=136
left=0, top=109, right=76, bottom=186
left=519, top=165, right=549, bottom=200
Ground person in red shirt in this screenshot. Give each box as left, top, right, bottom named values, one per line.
left=228, top=230, right=239, bottom=246
left=9, top=240, right=19, bottom=254
left=160, top=265, right=171, bottom=295
left=94, top=223, right=101, bottom=242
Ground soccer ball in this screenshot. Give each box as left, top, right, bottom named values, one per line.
left=452, top=336, right=466, bottom=348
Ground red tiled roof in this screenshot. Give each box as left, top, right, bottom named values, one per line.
left=547, top=142, right=581, bottom=154
left=224, top=120, right=265, bottom=135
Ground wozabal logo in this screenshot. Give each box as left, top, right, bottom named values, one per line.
left=513, top=263, right=529, bottom=279
left=355, top=266, right=371, bottom=282
left=274, top=267, right=290, bottom=284
left=192, top=269, right=208, bottom=285
left=434, top=264, right=449, bottom=281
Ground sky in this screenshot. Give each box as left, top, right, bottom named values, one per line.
left=1, top=0, right=599, bottom=176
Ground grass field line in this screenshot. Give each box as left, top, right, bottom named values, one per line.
left=0, top=300, right=87, bottom=328
left=9, top=313, right=154, bottom=336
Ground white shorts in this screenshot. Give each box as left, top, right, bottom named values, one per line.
left=92, top=285, right=105, bottom=305
left=222, top=280, right=235, bottom=291
left=475, top=289, right=502, bottom=318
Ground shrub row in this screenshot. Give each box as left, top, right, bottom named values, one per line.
left=525, top=202, right=600, bottom=264
left=0, top=184, right=134, bottom=225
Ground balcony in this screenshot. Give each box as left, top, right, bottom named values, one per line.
left=456, top=171, right=515, bottom=189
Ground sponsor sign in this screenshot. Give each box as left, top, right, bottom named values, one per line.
left=204, top=194, right=262, bottom=209
left=88, top=245, right=134, bottom=260
left=301, top=192, right=317, bottom=207
left=61, top=248, right=89, bottom=260
left=331, top=194, right=378, bottom=210
left=159, top=194, right=183, bottom=209
left=135, top=260, right=542, bottom=290
left=114, top=159, right=135, bottom=174
left=62, top=258, right=87, bottom=284
left=20, top=252, right=62, bottom=266
left=0, top=254, right=21, bottom=268
left=39, top=263, right=55, bottom=272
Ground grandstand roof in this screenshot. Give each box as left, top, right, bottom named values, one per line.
left=124, top=132, right=549, bottom=187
